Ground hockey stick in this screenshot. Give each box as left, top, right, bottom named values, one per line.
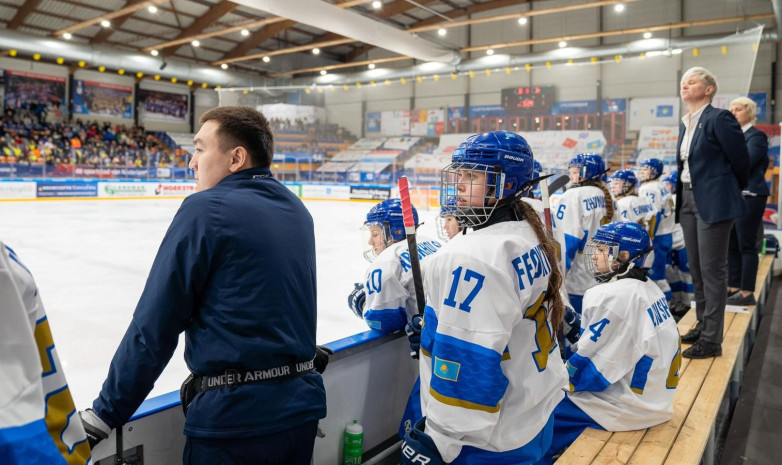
left=547, top=174, right=570, bottom=194
left=397, top=176, right=426, bottom=316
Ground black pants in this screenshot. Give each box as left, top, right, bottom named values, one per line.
left=679, top=189, right=734, bottom=345
left=728, top=195, right=767, bottom=291
left=183, top=421, right=318, bottom=465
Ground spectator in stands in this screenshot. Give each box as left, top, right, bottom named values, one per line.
left=676, top=67, right=749, bottom=359
left=726, top=97, right=769, bottom=306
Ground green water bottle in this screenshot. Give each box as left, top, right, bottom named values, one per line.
left=343, top=420, right=363, bottom=465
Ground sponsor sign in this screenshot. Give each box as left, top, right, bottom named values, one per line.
left=36, top=182, right=97, bottom=198
left=98, top=182, right=156, bottom=197
left=0, top=181, right=36, bottom=199
left=350, top=186, right=392, bottom=200
left=154, top=183, right=197, bottom=197
left=301, top=184, right=350, bottom=200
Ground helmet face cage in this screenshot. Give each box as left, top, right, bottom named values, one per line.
left=584, top=239, right=621, bottom=283
left=639, top=159, right=663, bottom=181
left=437, top=196, right=464, bottom=241
left=361, top=221, right=392, bottom=262
left=441, top=161, right=504, bottom=228
left=609, top=170, right=638, bottom=196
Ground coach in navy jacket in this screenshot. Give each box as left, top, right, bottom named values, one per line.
left=676, top=67, right=749, bottom=360
left=82, top=107, right=326, bottom=465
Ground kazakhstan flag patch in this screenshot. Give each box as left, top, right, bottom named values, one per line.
left=433, top=357, right=460, bottom=382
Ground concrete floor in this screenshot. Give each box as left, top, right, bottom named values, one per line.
left=723, top=276, right=782, bottom=465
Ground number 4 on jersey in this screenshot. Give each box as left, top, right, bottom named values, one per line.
left=588, top=318, right=611, bottom=343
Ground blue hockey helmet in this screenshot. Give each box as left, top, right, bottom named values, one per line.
left=608, top=169, right=638, bottom=196
left=568, top=153, right=606, bottom=184
left=663, top=170, right=678, bottom=192
left=437, top=196, right=464, bottom=241
left=363, top=198, right=417, bottom=261
left=639, top=158, right=664, bottom=180
left=585, top=221, right=653, bottom=282
left=441, top=130, right=535, bottom=227
left=533, top=159, right=543, bottom=179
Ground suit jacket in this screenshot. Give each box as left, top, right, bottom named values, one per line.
left=744, top=125, right=770, bottom=196
left=675, top=104, right=749, bottom=224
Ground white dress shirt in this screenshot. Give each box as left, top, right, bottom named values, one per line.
left=680, top=103, right=708, bottom=184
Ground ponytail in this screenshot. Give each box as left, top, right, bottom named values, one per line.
left=517, top=200, right=565, bottom=333
left=584, top=179, right=614, bottom=224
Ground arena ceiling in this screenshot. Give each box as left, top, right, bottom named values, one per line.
left=0, top=0, right=777, bottom=80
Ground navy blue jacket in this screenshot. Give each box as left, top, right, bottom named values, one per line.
left=675, top=104, right=749, bottom=224
left=743, top=126, right=770, bottom=196
left=93, top=167, right=326, bottom=438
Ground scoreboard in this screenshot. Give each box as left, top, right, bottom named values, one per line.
left=501, top=86, right=555, bottom=114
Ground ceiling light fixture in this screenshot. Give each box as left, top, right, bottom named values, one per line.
left=100, top=19, right=111, bottom=28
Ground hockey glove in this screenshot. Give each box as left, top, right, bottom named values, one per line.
left=405, top=314, right=423, bottom=359
left=314, top=345, right=334, bottom=374
left=79, top=408, right=111, bottom=449
left=347, top=283, right=366, bottom=319
left=563, top=306, right=581, bottom=344
left=401, top=417, right=443, bottom=465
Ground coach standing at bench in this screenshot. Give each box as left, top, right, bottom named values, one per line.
left=676, top=67, right=749, bottom=359
left=79, top=106, right=327, bottom=464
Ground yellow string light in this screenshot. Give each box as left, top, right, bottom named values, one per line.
left=433, top=74, right=439, bottom=82
left=118, top=69, right=125, bottom=75
left=721, top=46, right=728, bottom=55
left=98, top=65, right=106, bottom=72
left=614, top=55, right=621, bottom=62
left=304, top=88, right=311, bottom=94
left=356, top=82, right=362, bottom=88
left=468, top=70, right=475, bottom=78
left=450, top=73, right=457, bottom=80
left=567, top=59, right=573, bottom=66
left=370, top=80, right=376, bottom=86
left=242, top=89, right=248, bottom=94
left=416, top=76, right=423, bottom=83
left=154, top=74, right=160, bottom=80
left=591, top=57, right=597, bottom=64
left=343, top=84, right=349, bottom=90
left=385, top=79, right=391, bottom=86
left=56, top=57, right=65, bottom=65
left=9, top=49, right=17, bottom=57
left=485, top=69, right=492, bottom=76
left=187, top=80, right=194, bottom=86
left=639, top=52, right=646, bottom=60
left=505, top=67, right=511, bottom=75
left=525, top=64, right=532, bottom=72
left=78, top=61, right=86, bottom=67
left=693, top=48, right=700, bottom=57
left=401, top=77, right=406, bottom=85
left=545, top=62, right=551, bottom=69
left=215, top=85, right=221, bottom=89
left=201, top=82, right=207, bottom=88
left=33, top=53, right=41, bottom=61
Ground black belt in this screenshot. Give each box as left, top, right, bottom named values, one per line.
left=682, top=181, right=693, bottom=190
left=193, top=359, right=315, bottom=393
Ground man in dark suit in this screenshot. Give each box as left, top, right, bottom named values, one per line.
left=676, top=67, right=749, bottom=359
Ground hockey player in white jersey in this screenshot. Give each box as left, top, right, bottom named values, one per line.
left=554, top=153, right=615, bottom=315
left=663, top=170, right=693, bottom=317
left=436, top=196, right=465, bottom=241
left=401, top=130, right=567, bottom=465
left=347, top=198, right=443, bottom=333
left=639, top=158, right=675, bottom=302
left=0, top=242, right=91, bottom=464
left=544, top=221, right=681, bottom=460
left=609, top=169, right=655, bottom=227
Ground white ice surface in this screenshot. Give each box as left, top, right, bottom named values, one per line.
left=0, top=198, right=439, bottom=411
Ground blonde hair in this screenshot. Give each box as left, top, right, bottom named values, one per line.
left=583, top=179, right=615, bottom=224
left=681, top=67, right=718, bottom=101
left=517, top=200, right=565, bottom=334
left=730, top=96, right=757, bottom=125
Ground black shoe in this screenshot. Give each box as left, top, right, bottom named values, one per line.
left=682, top=340, right=722, bottom=359
left=727, top=289, right=739, bottom=298
left=681, top=327, right=701, bottom=344
left=727, top=292, right=756, bottom=306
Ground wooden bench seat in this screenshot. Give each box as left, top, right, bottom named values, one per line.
left=556, top=254, right=775, bottom=465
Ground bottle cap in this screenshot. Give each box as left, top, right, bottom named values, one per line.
left=346, top=420, right=363, bottom=435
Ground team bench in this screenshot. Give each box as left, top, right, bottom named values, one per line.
left=555, top=254, right=775, bottom=465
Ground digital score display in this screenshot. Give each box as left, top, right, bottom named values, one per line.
left=501, top=86, right=555, bottom=114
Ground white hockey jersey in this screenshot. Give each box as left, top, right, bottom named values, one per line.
left=616, top=194, right=655, bottom=227
left=639, top=180, right=675, bottom=237
left=566, top=277, right=681, bottom=431
left=363, top=235, right=442, bottom=333
left=553, top=185, right=613, bottom=296
left=0, top=244, right=91, bottom=464
left=418, top=221, right=567, bottom=463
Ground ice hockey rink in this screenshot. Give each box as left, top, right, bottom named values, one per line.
left=0, top=197, right=441, bottom=410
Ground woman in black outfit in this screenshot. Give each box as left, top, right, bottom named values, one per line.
left=727, top=97, right=769, bottom=306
